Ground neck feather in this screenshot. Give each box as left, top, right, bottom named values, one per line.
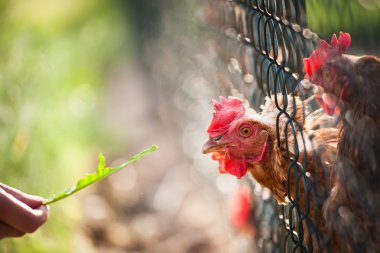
left=248, top=139, right=288, bottom=204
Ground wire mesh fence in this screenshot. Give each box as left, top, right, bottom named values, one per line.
left=204, top=0, right=337, bottom=252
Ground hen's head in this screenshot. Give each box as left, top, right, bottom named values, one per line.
left=303, top=32, right=352, bottom=115
left=202, top=97, right=270, bottom=179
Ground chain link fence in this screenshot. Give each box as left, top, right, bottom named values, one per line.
left=203, top=1, right=337, bottom=252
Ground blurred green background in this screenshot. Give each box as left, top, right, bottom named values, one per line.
left=0, top=1, right=129, bottom=252
left=0, top=0, right=378, bottom=253
left=307, top=0, right=380, bottom=54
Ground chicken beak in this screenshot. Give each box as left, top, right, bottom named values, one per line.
left=202, top=139, right=225, bottom=154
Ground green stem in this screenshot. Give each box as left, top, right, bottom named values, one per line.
left=43, top=145, right=158, bottom=205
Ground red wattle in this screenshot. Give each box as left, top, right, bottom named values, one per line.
left=212, top=150, right=248, bottom=179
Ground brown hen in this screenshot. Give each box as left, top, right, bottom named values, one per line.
left=203, top=94, right=340, bottom=251
left=303, top=32, right=380, bottom=253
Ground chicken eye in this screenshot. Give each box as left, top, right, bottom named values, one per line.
left=213, top=135, right=222, bottom=142
left=239, top=126, right=252, bottom=137
left=323, top=69, right=333, bottom=81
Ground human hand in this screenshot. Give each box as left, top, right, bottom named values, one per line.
left=0, top=183, right=49, bottom=239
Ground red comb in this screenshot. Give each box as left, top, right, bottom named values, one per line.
left=207, top=96, right=245, bottom=138
left=304, top=32, right=351, bottom=75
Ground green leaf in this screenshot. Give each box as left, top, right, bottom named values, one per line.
left=43, top=145, right=158, bottom=205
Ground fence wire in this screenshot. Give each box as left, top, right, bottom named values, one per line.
left=204, top=0, right=336, bottom=252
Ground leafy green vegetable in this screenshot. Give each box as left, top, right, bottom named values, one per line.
left=44, top=145, right=158, bottom=205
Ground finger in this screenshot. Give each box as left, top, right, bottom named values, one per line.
left=0, top=189, right=49, bottom=233
left=0, top=183, right=43, bottom=209
left=0, top=221, right=25, bottom=239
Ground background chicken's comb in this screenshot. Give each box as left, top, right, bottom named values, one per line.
left=304, top=32, right=351, bottom=75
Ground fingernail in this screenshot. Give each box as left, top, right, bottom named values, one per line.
left=34, top=205, right=49, bottom=222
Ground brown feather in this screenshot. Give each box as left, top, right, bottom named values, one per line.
left=324, top=54, right=380, bottom=253
left=247, top=94, right=340, bottom=251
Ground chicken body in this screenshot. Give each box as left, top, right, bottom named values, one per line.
left=303, top=32, right=380, bottom=253
left=203, top=95, right=340, bottom=251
